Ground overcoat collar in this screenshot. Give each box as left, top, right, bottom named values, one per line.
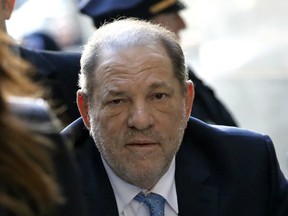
left=175, top=128, right=219, bottom=216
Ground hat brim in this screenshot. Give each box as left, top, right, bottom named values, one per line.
left=91, top=0, right=186, bottom=28
left=151, top=1, right=186, bottom=15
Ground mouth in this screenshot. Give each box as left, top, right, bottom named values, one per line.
left=128, top=144, right=157, bottom=149
left=127, top=138, right=157, bottom=143
left=125, top=139, right=161, bottom=159
left=126, top=139, right=159, bottom=147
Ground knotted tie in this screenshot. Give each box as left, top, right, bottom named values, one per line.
left=134, top=192, right=166, bottom=216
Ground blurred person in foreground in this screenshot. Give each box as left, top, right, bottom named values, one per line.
left=78, top=0, right=238, bottom=126
left=62, top=18, right=288, bottom=216
left=0, top=30, right=86, bottom=215
left=1, top=0, right=81, bottom=126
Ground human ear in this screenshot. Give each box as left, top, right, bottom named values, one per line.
left=76, top=90, right=90, bottom=129
left=184, top=80, right=194, bottom=120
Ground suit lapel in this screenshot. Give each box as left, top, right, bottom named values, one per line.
left=176, top=176, right=218, bottom=216
left=65, top=118, right=118, bottom=215
left=175, top=128, right=219, bottom=216
left=77, top=136, right=119, bottom=216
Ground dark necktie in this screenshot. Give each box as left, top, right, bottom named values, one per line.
left=134, top=192, right=166, bottom=216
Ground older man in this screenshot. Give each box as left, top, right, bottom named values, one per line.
left=62, top=18, right=288, bottom=216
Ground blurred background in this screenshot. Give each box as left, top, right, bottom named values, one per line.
left=7, top=0, right=288, bottom=177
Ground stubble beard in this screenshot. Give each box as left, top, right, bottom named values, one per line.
left=89, top=109, right=187, bottom=189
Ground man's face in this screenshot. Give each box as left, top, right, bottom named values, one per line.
left=82, top=43, right=192, bottom=189
left=152, top=12, right=186, bottom=39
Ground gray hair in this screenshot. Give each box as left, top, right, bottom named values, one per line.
left=79, top=18, right=188, bottom=100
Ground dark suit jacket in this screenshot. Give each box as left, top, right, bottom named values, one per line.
left=62, top=117, right=288, bottom=216
left=19, top=47, right=81, bottom=126
left=8, top=98, right=87, bottom=216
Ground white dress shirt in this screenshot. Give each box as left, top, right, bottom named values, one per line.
left=102, top=157, right=178, bottom=216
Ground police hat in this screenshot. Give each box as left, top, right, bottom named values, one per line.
left=78, top=0, right=186, bottom=28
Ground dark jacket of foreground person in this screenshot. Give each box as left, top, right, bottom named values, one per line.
left=6, top=99, right=87, bottom=216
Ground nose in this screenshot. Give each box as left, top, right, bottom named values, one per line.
left=176, top=14, right=186, bottom=31
left=127, top=101, right=154, bottom=130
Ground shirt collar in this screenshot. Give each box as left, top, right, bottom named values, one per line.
left=102, top=156, right=178, bottom=214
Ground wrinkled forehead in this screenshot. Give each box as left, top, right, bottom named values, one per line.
left=92, top=45, right=178, bottom=99
left=95, top=42, right=172, bottom=77
left=90, top=34, right=170, bottom=76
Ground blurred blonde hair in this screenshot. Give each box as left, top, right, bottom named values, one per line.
left=0, top=31, right=63, bottom=216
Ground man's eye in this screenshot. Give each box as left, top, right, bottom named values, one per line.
left=154, top=93, right=166, bottom=100
left=109, top=99, right=122, bottom=104
left=107, top=98, right=127, bottom=105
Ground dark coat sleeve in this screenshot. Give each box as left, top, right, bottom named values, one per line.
left=179, top=117, right=288, bottom=216
left=188, top=68, right=238, bottom=126
left=19, top=47, right=81, bottom=126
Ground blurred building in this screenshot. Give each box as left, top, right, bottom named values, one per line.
left=180, top=0, right=288, bottom=177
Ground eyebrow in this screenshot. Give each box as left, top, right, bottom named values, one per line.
left=104, top=89, right=128, bottom=98
left=149, top=81, right=175, bottom=93
left=103, top=81, right=175, bottom=98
